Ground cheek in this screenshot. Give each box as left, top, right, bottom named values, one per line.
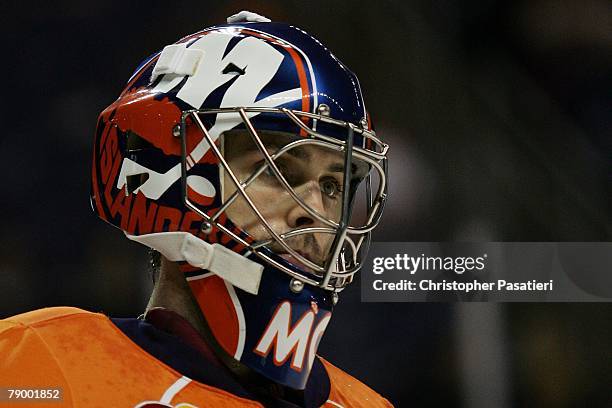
left=224, top=186, right=290, bottom=238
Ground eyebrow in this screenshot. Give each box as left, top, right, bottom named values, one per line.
left=240, top=140, right=366, bottom=177
left=284, top=147, right=348, bottom=173
left=277, top=145, right=366, bottom=176
left=329, top=162, right=367, bottom=180
left=328, top=162, right=345, bottom=173
left=284, top=145, right=311, bottom=160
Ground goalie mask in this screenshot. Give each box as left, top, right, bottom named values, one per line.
left=91, top=18, right=388, bottom=389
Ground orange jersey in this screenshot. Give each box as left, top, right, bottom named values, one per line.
left=0, top=307, right=392, bottom=407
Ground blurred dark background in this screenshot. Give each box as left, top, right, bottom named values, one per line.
left=1, top=1, right=611, bottom=407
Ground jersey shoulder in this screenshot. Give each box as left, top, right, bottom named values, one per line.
left=0, top=306, right=107, bottom=344
left=1, top=306, right=101, bottom=330
left=0, top=307, right=263, bottom=407
left=320, top=357, right=393, bottom=407
left=0, top=307, right=107, bottom=406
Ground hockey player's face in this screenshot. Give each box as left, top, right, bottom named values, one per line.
left=223, top=130, right=367, bottom=271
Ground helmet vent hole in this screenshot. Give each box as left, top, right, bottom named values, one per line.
left=126, top=173, right=150, bottom=194
left=222, top=62, right=246, bottom=76
left=126, top=131, right=154, bottom=151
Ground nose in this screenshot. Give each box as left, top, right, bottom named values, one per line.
left=286, top=180, right=327, bottom=228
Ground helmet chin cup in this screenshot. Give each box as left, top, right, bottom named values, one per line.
left=185, top=254, right=335, bottom=390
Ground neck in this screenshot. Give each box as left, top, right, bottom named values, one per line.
left=146, top=258, right=289, bottom=400
left=146, top=258, right=206, bottom=335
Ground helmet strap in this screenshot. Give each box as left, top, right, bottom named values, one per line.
left=126, top=231, right=263, bottom=294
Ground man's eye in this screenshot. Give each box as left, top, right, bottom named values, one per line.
left=261, top=161, right=292, bottom=183
left=263, top=164, right=275, bottom=178
left=321, top=178, right=342, bottom=198
left=265, top=162, right=287, bottom=175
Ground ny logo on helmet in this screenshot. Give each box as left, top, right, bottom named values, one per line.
left=117, top=30, right=304, bottom=201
